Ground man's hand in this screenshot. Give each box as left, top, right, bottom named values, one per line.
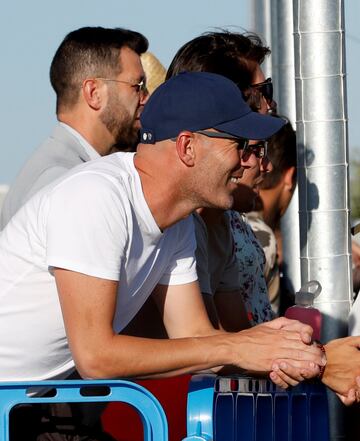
left=275, top=316, right=313, bottom=344
left=229, top=317, right=325, bottom=388
left=269, top=356, right=320, bottom=389
left=336, top=376, right=360, bottom=406
left=263, top=317, right=322, bottom=388
left=321, top=336, right=360, bottom=397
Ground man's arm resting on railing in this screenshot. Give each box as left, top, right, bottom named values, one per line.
left=54, top=269, right=325, bottom=382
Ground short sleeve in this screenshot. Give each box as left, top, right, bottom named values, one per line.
left=46, top=172, right=129, bottom=280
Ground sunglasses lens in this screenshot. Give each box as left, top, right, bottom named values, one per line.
left=260, top=82, right=273, bottom=102
left=241, top=143, right=251, bottom=160
left=241, top=142, right=267, bottom=160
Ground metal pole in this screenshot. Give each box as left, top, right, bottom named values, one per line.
left=270, top=0, right=279, bottom=96
left=293, top=0, right=352, bottom=439
left=273, top=0, right=296, bottom=124
left=251, top=0, right=272, bottom=78
left=272, top=0, right=302, bottom=296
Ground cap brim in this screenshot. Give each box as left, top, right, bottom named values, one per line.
left=214, top=111, right=285, bottom=140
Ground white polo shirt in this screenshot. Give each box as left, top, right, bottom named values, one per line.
left=0, top=152, right=197, bottom=380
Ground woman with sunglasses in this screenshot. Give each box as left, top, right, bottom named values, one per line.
left=165, top=30, right=282, bottom=331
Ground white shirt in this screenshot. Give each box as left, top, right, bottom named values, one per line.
left=0, top=153, right=197, bottom=380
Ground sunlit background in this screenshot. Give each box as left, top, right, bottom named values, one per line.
left=1, top=0, right=360, bottom=213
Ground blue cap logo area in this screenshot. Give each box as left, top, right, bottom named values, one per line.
left=142, top=131, right=154, bottom=142
left=140, top=71, right=284, bottom=143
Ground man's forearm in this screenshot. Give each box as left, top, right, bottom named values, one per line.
left=73, top=332, right=229, bottom=379
left=55, top=270, right=324, bottom=383
left=72, top=320, right=324, bottom=380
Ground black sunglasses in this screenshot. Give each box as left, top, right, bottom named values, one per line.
left=194, top=130, right=249, bottom=150
left=242, top=140, right=268, bottom=161
left=171, top=130, right=249, bottom=150
left=171, top=130, right=267, bottom=160
left=194, top=131, right=268, bottom=161
left=250, top=77, right=273, bottom=103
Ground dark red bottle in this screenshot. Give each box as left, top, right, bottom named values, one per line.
left=285, top=280, right=322, bottom=341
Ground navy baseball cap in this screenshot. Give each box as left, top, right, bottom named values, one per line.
left=140, top=71, right=284, bottom=144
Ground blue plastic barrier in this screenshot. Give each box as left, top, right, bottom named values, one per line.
left=0, top=379, right=168, bottom=441
left=184, top=375, right=329, bottom=441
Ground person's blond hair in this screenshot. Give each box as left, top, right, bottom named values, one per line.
left=141, top=52, right=166, bottom=95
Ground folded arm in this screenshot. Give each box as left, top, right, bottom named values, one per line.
left=54, top=268, right=324, bottom=381
left=55, top=269, right=225, bottom=379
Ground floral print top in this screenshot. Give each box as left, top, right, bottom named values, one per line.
left=227, top=210, right=274, bottom=325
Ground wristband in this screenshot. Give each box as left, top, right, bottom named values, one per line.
left=314, top=340, right=326, bottom=380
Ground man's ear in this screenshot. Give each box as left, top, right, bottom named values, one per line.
left=81, top=79, right=103, bottom=110
left=283, top=166, right=296, bottom=191
left=175, top=131, right=196, bottom=167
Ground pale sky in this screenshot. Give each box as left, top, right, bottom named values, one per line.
left=1, top=0, right=359, bottom=185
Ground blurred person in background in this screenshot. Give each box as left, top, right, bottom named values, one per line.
left=246, top=119, right=297, bottom=315
left=141, top=51, right=166, bottom=95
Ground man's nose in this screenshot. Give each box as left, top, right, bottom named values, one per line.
left=267, top=99, right=277, bottom=115
left=140, top=88, right=150, bottom=105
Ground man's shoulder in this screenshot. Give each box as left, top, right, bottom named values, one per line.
left=48, top=153, right=137, bottom=214
left=0, top=126, right=91, bottom=229
left=31, top=125, right=90, bottom=165
left=11, top=125, right=89, bottom=180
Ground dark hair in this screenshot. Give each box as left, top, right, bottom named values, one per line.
left=50, top=26, right=148, bottom=112
left=166, top=30, right=270, bottom=92
left=260, top=118, right=297, bottom=189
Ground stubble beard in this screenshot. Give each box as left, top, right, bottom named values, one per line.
left=190, top=171, right=234, bottom=211
left=100, top=93, right=139, bottom=151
